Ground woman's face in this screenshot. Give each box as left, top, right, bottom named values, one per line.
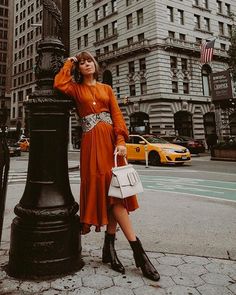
left=78, top=58, right=95, bottom=77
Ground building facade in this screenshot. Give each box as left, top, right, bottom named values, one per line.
left=7, top=0, right=72, bottom=139
left=8, top=0, right=42, bottom=135
left=70, top=0, right=236, bottom=142
left=0, top=0, right=10, bottom=123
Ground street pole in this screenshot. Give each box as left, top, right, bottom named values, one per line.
left=8, top=0, right=84, bottom=278
left=0, top=107, right=10, bottom=246
left=215, top=104, right=223, bottom=142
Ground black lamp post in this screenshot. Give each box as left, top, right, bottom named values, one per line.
left=8, top=0, right=84, bottom=278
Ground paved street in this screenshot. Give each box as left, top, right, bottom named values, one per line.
left=0, top=152, right=236, bottom=294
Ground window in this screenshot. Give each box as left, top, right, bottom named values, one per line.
left=84, top=14, right=88, bottom=27
left=129, top=84, right=136, bottom=96
left=167, top=6, right=174, bottom=22
left=225, top=3, right=231, bottom=16
left=170, top=56, right=177, bottom=69
left=179, top=33, right=186, bottom=41
left=137, top=9, right=143, bottom=25
left=168, top=31, right=175, bottom=39
left=128, top=61, right=135, bottom=73
left=104, top=46, right=109, bottom=53
left=84, top=34, right=88, bottom=47
left=194, top=14, right=200, bottom=29
left=196, top=37, right=202, bottom=44
left=203, top=17, right=210, bottom=31
left=103, top=24, right=108, bottom=38
left=103, top=4, right=108, bottom=17
left=116, top=87, right=120, bottom=99
left=112, top=21, right=117, bottom=35
left=217, top=1, right=222, bottom=13
left=126, top=0, right=132, bottom=6
left=127, top=14, right=132, bottom=29
left=95, top=28, right=100, bottom=42
left=220, top=43, right=226, bottom=50
left=140, top=82, right=147, bottom=95
left=181, top=58, right=188, bottom=71
left=203, top=0, right=208, bottom=9
left=127, top=37, right=133, bottom=45
left=83, top=0, right=87, bottom=8
left=77, top=18, right=81, bottom=30
left=95, top=8, right=99, bottom=21
left=111, top=0, right=117, bottom=12
left=183, top=82, right=189, bottom=94
left=227, top=24, right=232, bottom=36
left=116, top=65, right=119, bottom=76
left=172, top=81, right=178, bottom=93
left=112, top=43, right=118, bottom=50
left=193, top=0, right=199, bottom=6
left=178, top=9, right=184, bottom=25
left=219, top=22, right=224, bottom=35
left=139, top=58, right=146, bottom=71
left=138, top=33, right=144, bottom=41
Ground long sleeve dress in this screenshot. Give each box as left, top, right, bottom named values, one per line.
left=54, top=60, right=139, bottom=234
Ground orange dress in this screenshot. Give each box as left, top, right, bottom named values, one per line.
left=54, top=60, right=139, bottom=234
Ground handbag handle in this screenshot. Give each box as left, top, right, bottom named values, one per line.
left=114, top=152, right=128, bottom=167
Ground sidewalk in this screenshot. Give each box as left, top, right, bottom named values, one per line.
left=0, top=158, right=236, bottom=294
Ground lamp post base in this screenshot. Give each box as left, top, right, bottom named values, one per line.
left=8, top=215, right=84, bottom=279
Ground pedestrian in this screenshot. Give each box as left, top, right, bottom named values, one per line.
left=54, top=51, right=159, bottom=281
left=206, top=132, right=218, bottom=151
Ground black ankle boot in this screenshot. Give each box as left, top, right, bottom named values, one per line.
left=129, top=237, right=160, bottom=281
left=102, top=231, right=125, bottom=274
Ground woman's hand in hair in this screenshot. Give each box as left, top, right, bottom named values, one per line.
left=68, top=56, right=78, bottom=63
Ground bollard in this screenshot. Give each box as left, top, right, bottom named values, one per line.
left=145, top=145, right=149, bottom=168
left=0, top=108, right=10, bottom=246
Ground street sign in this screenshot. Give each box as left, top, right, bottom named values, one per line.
left=210, top=70, right=233, bottom=103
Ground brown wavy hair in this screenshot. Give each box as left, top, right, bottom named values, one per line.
left=73, top=51, right=100, bottom=83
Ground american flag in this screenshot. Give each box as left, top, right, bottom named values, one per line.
left=200, top=40, right=215, bottom=64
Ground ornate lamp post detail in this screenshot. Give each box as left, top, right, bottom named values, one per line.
left=8, top=0, right=84, bottom=278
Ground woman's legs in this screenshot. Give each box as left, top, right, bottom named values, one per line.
left=111, top=203, right=160, bottom=281
left=111, top=203, right=136, bottom=241
left=102, top=207, right=125, bottom=274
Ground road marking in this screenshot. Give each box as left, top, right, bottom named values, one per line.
left=7, top=170, right=236, bottom=202
left=141, top=175, right=236, bottom=202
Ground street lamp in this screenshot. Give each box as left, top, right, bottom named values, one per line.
left=8, top=0, right=83, bottom=278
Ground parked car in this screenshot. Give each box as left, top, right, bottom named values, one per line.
left=161, top=136, right=205, bottom=154
left=126, top=134, right=191, bottom=166
left=8, top=143, right=21, bottom=157
left=17, top=138, right=30, bottom=152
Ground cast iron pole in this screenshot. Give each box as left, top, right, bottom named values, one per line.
left=8, top=0, right=84, bottom=278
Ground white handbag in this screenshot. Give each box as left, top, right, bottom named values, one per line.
left=108, top=153, right=144, bottom=198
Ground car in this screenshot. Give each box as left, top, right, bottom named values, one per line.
left=161, top=136, right=205, bottom=154
left=17, top=138, right=30, bottom=152
left=126, top=134, right=191, bottom=166
left=8, top=143, right=21, bottom=157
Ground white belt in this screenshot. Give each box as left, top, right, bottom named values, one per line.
left=80, top=112, right=113, bottom=132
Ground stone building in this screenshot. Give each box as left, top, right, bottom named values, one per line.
left=0, top=0, right=10, bottom=124
left=8, top=0, right=42, bottom=136
left=70, top=0, right=236, bottom=141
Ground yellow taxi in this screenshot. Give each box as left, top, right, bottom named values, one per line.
left=126, top=134, right=191, bottom=165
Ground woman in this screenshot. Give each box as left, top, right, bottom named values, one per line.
left=54, top=51, right=159, bottom=281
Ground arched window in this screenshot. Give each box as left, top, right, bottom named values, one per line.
left=130, top=112, right=150, bottom=134
left=174, top=111, right=193, bottom=137
left=202, top=64, right=212, bottom=96
left=102, top=70, right=113, bottom=87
